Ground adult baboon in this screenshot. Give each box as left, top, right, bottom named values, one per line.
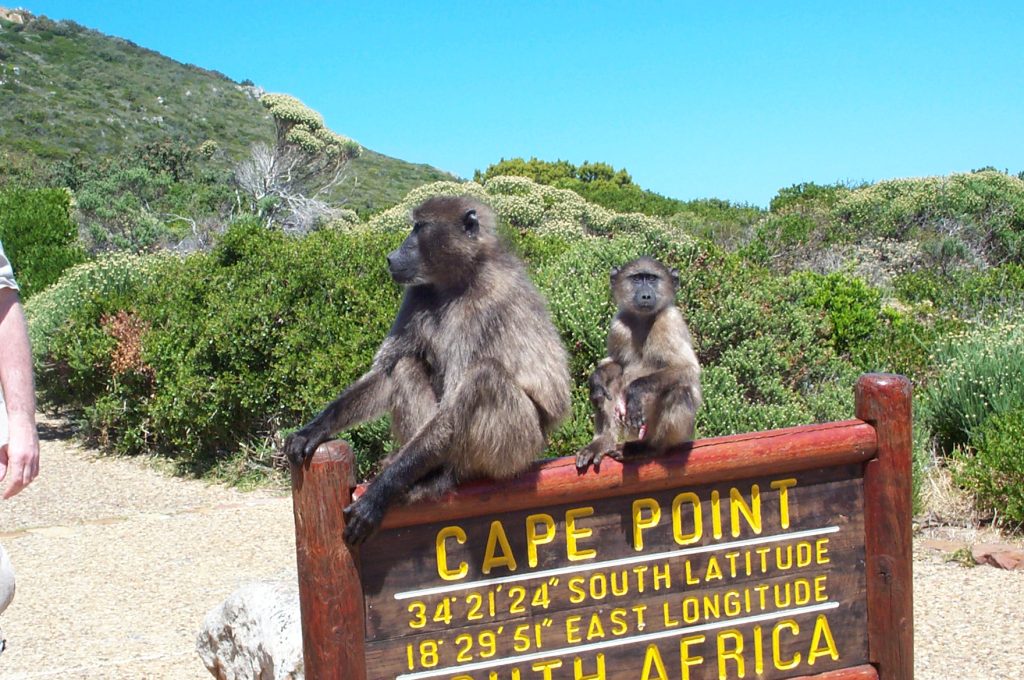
left=285, top=196, right=571, bottom=544
left=576, top=256, right=702, bottom=470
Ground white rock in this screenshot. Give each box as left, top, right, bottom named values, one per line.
left=0, top=543, right=14, bottom=614
left=0, top=543, right=14, bottom=656
left=196, top=581, right=303, bottom=680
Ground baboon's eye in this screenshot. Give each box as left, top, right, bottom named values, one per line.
left=413, top=222, right=424, bottom=233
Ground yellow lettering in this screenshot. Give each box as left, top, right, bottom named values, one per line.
left=566, top=614, right=583, bottom=643
left=435, top=526, right=468, bottom=581
left=653, top=564, right=671, bottom=590
left=589, top=573, right=608, bottom=600
left=525, top=514, right=556, bottom=568
left=566, top=507, right=597, bottom=561
left=632, top=498, right=661, bottom=551
left=682, top=596, right=700, bottom=624
left=568, top=577, right=586, bottom=603
left=723, top=590, right=741, bottom=617
left=717, top=629, right=745, bottom=679
left=814, top=574, right=828, bottom=602
left=641, top=644, right=669, bottom=680
left=586, top=613, right=606, bottom=641
left=680, top=634, right=706, bottom=680
left=672, top=492, right=702, bottom=545
left=753, top=625, right=764, bottom=674
left=794, top=578, right=811, bottom=605
left=808, top=614, right=840, bottom=664
left=797, top=541, right=813, bottom=567
left=770, top=478, right=797, bottom=529
left=532, top=658, right=563, bottom=679
left=730, top=484, right=762, bottom=537
left=685, top=560, right=700, bottom=585
left=703, top=594, right=720, bottom=620
left=663, top=601, right=680, bottom=628
left=816, top=537, right=831, bottom=565
left=632, top=604, right=648, bottom=630
left=574, top=654, right=606, bottom=680
left=482, top=521, right=517, bottom=574
left=710, top=490, right=723, bottom=539
left=610, top=608, right=628, bottom=635
left=772, top=619, right=800, bottom=670
left=611, top=570, right=629, bottom=596
left=706, top=556, right=723, bottom=581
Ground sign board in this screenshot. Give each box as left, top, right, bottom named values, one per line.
left=291, top=373, right=912, bottom=680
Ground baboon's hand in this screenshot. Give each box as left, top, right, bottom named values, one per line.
left=283, top=426, right=327, bottom=465
left=576, top=439, right=622, bottom=471
left=623, top=390, right=646, bottom=435
left=343, top=495, right=385, bottom=545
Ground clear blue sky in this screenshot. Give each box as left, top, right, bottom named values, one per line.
left=21, top=1, right=1024, bottom=207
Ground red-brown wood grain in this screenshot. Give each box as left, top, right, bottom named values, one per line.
left=372, top=419, right=878, bottom=531
left=290, top=373, right=913, bottom=680
left=856, top=374, right=914, bottom=680
left=793, top=663, right=880, bottom=679
left=291, top=440, right=365, bottom=680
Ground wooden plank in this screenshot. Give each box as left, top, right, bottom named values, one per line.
left=372, top=419, right=877, bottom=531
left=291, top=440, right=366, bottom=680
left=361, top=466, right=870, bottom=680
left=793, top=663, right=879, bottom=679
left=855, top=374, right=913, bottom=680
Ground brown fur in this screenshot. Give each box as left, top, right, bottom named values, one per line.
left=576, top=256, right=702, bottom=470
left=284, top=196, right=571, bottom=544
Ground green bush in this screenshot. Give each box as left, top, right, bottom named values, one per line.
left=26, top=253, right=166, bottom=408
left=922, top=318, right=1024, bottom=453
left=31, top=178, right=872, bottom=478
left=953, top=409, right=1024, bottom=526
left=893, top=264, right=1024, bottom=316
left=797, top=271, right=882, bottom=358
left=0, top=187, right=85, bottom=297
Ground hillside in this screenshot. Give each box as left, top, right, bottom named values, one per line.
left=0, top=7, right=451, bottom=213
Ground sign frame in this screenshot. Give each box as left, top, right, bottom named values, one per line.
left=290, top=373, right=912, bottom=680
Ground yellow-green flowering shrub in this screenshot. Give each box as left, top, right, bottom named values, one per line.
left=923, top=317, right=1024, bottom=453
left=953, top=408, right=1024, bottom=525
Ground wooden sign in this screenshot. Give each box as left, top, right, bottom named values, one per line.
left=291, top=373, right=912, bottom=680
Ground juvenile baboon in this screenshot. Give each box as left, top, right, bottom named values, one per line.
left=285, top=196, right=571, bottom=545
left=576, top=256, right=702, bottom=470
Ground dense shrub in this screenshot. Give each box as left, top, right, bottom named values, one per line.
left=796, top=271, right=882, bottom=358
left=474, top=158, right=763, bottom=239
left=65, top=143, right=236, bottom=253
left=29, top=219, right=402, bottom=473
left=30, top=179, right=865, bottom=475
left=953, top=409, right=1024, bottom=526
left=749, top=171, right=1024, bottom=276
left=893, top=264, right=1024, bottom=317
left=922, top=318, right=1024, bottom=453
left=26, top=253, right=167, bottom=415
left=0, top=187, right=85, bottom=297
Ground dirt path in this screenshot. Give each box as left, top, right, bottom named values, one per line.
left=0, top=416, right=1022, bottom=679
left=0, top=417, right=296, bottom=679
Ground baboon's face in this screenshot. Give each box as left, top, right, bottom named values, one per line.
left=612, top=258, right=680, bottom=316
left=388, top=197, right=493, bottom=288
left=387, top=228, right=425, bottom=285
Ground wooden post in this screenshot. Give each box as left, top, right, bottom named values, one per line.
left=291, top=440, right=365, bottom=680
left=855, top=373, right=913, bottom=680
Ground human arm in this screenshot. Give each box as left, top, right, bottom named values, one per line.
left=0, top=287, right=39, bottom=499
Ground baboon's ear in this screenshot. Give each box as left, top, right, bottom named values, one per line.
left=670, top=268, right=680, bottom=290
left=462, top=209, right=479, bottom=236
left=610, top=266, right=621, bottom=283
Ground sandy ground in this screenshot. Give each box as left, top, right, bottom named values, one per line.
left=0, top=415, right=1021, bottom=679
left=0, top=417, right=295, bottom=679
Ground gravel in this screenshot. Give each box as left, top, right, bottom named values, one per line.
left=0, top=416, right=1021, bottom=679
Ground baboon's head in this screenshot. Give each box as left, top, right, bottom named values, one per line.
left=387, top=196, right=499, bottom=288
left=611, top=256, right=679, bottom=317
